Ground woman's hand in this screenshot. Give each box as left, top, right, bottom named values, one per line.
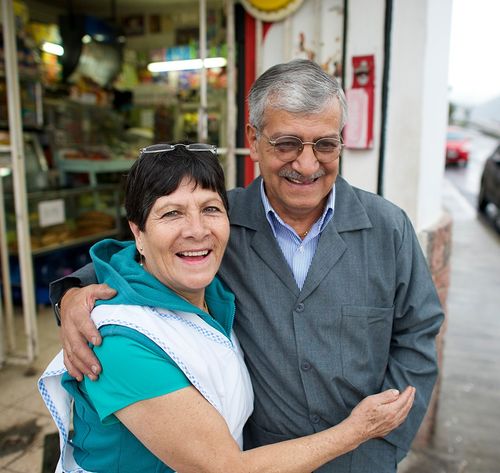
left=60, top=284, right=116, bottom=381
left=344, top=386, right=416, bottom=448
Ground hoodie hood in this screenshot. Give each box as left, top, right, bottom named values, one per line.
left=90, top=239, right=235, bottom=333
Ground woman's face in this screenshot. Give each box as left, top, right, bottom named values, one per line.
left=130, top=177, right=230, bottom=307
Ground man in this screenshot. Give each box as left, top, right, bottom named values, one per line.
left=52, top=59, right=443, bottom=472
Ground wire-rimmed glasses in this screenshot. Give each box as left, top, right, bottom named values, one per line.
left=261, top=132, right=343, bottom=163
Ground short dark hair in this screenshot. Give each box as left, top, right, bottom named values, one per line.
left=125, top=145, right=228, bottom=231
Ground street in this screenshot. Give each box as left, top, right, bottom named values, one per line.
left=404, top=127, right=500, bottom=472
left=444, top=127, right=499, bottom=232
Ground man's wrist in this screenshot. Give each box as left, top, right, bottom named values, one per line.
left=53, top=280, right=81, bottom=326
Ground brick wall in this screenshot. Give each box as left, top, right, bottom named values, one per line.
left=413, top=211, right=453, bottom=447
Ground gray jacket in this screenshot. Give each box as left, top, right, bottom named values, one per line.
left=50, top=175, right=443, bottom=473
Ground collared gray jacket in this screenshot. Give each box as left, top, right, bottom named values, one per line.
left=50, top=175, right=443, bottom=473
left=218, top=176, right=443, bottom=472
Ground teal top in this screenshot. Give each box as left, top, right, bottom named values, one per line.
left=62, top=239, right=236, bottom=473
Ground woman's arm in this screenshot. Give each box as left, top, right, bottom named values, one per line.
left=116, top=384, right=415, bottom=473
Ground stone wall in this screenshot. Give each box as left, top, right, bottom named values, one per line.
left=413, top=211, right=453, bottom=447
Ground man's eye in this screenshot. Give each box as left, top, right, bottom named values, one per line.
left=275, top=140, right=300, bottom=152
left=315, top=140, right=339, bottom=152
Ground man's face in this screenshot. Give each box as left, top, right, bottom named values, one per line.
left=246, top=101, right=342, bottom=224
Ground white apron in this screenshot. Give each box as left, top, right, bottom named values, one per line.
left=39, top=304, right=254, bottom=473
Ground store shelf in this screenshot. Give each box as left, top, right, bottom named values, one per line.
left=4, top=183, right=123, bottom=254
left=30, top=229, right=118, bottom=256
left=57, top=157, right=136, bottom=186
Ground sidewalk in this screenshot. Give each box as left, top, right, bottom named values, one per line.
left=399, top=179, right=500, bottom=473
left=1, top=178, right=499, bottom=472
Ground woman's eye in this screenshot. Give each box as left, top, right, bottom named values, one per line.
left=162, top=210, right=180, bottom=218
left=204, top=206, right=222, bottom=214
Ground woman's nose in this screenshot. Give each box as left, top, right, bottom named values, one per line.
left=183, top=214, right=210, bottom=238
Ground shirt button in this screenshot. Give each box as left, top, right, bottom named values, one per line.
left=299, top=245, right=304, bottom=253
left=310, top=414, right=320, bottom=424
left=301, top=361, right=311, bottom=371
left=296, top=303, right=305, bottom=312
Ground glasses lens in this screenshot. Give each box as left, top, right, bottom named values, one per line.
left=186, top=143, right=217, bottom=153
left=273, top=136, right=302, bottom=161
left=141, top=144, right=174, bottom=154
left=314, top=138, right=341, bottom=154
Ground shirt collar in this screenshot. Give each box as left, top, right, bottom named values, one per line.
left=260, top=179, right=335, bottom=239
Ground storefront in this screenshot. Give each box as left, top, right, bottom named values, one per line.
left=1, top=3, right=454, bottom=450
left=0, top=0, right=236, bottom=363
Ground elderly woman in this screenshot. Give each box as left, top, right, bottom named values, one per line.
left=39, top=143, right=414, bottom=473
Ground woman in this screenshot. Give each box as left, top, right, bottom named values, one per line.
left=39, top=143, right=415, bottom=473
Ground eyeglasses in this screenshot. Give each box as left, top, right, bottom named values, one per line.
left=261, top=132, right=343, bottom=163
left=140, top=143, right=217, bottom=155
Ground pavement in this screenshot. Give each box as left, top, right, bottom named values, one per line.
left=0, top=177, right=499, bottom=473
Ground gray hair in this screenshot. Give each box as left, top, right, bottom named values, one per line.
left=248, top=59, right=348, bottom=132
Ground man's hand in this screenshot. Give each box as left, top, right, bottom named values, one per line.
left=60, top=284, right=116, bottom=381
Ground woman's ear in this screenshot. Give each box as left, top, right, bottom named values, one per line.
left=128, top=221, right=141, bottom=245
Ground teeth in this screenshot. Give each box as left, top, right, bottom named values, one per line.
left=179, top=250, right=209, bottom=257
left=288, top=177, right=316, bottom=184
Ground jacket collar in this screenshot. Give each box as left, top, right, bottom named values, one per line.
left=227, top=176, right=373, bottom=297
left=228, top=175, right=373, bottom=233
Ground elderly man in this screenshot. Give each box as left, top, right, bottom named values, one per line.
left=52, top=59, right=443, bottom=472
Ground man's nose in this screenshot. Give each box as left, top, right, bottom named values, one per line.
left=292, top=144, right=320, bottom=175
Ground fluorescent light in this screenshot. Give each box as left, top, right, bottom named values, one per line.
left=41, top=42, right=64, bottom=56
left=147, top=57, right=227, bottom=73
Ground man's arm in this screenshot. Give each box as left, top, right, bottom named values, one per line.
left=49, top=262, right=98, bottom=312
left=50, top=262, right=116, bottom=381
left=383, top=213, right=444, bottom=460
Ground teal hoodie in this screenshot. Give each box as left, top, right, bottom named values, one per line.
left=62, top=239, right=236, bottom=473
left=91, top=239, right=235, bottom=337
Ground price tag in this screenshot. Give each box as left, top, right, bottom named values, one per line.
left=38, top=199, right=65, bottom=227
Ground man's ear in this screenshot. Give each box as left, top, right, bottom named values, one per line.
left=246, top=124, right=260, bottom=163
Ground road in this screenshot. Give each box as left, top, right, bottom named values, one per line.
left=444, top=127, right=499, bottom=231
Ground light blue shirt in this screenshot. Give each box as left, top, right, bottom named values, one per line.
left=260, top=181, right=335, bottom=289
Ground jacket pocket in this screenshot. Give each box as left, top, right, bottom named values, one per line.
left=340, top=305, right=394, bottom=394
left=243, top=417, right=291, bottom=449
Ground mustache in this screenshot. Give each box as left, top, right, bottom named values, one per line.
left=278, top=167, right=326, bottom=182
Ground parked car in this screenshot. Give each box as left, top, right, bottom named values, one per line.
left=446, top=127, right=470, bottom=165
left=478, top=145, right=500, bottom=219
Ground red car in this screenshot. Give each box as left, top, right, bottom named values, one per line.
left=446, top=128, right=470, bottom=165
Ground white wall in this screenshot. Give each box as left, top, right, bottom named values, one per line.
left=261, top=0, right=344, bottom=78
left=385, top=0, right=452, bottom=230
left=341, top=0, right=385, bottom=192
left=259, top=0, right=453, bottom=231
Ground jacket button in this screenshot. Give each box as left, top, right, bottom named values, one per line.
left=296, top=303, right=305, bottom=312
left=301, top=361, right=311, bottom=371
left=310, top=414, right=320, bottom=424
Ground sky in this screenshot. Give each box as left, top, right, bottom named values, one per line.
left=447, top=0, right=500, bottom=106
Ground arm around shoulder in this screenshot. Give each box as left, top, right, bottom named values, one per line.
left=49, top=262, right=98, bottom=308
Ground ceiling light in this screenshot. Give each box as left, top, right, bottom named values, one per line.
left=147, top=57, right=227, bottom=73
left=41, top=42, right=64, bottom=56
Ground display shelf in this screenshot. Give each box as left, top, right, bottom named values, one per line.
left=56, top=156, right=136, bottom=186
left=30, top=229, right=118, bottom=256
left=4, top=184, right=123, bottom=255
